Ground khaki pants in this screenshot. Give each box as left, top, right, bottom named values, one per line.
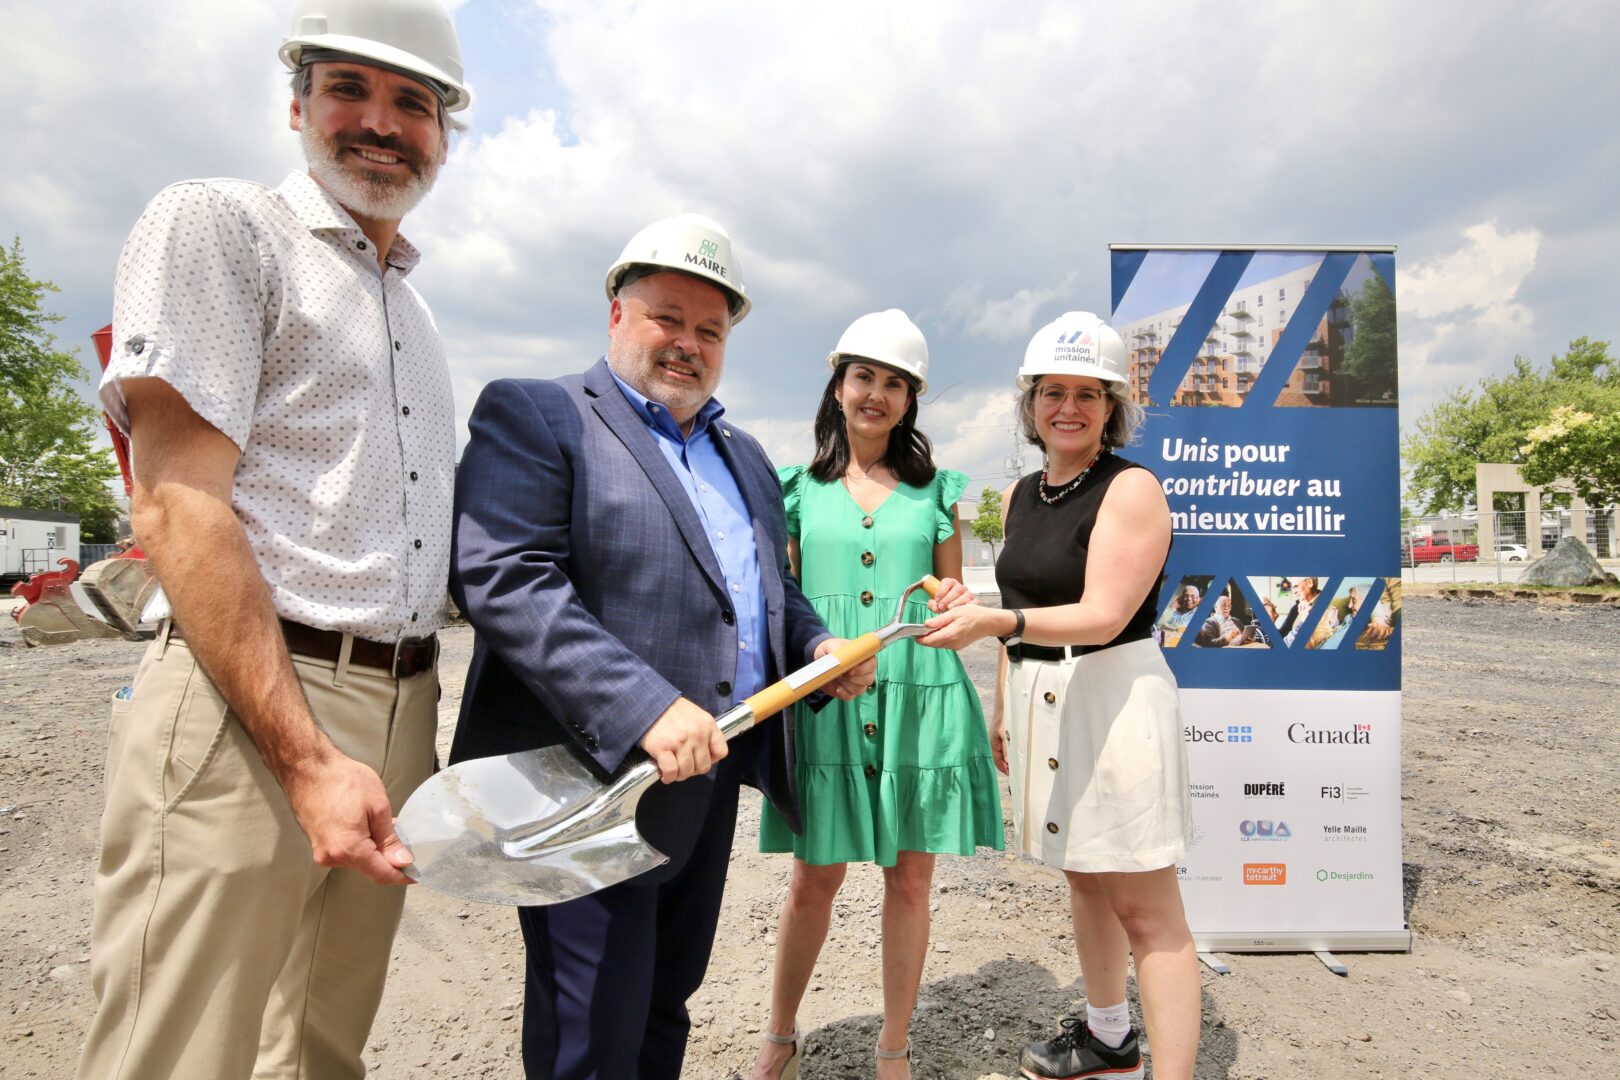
left=76, top=631, right=438, bottom=1080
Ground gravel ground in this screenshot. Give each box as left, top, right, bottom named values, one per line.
left=2, top=595, right=1616, bottom=1077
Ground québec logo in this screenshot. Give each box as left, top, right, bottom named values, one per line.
left=1288, top=722, right=1372, bottom=745
left=1239, top=819, right=1291, bottom=840
left=1184, top=725, right=1253, bottom=744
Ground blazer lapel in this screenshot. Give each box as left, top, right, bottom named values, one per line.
left=584, top=360, right=727, bottom=597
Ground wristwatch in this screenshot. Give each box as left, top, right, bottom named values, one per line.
left=998, top=608, right=1025, bottom=646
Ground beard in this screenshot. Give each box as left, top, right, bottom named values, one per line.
left=300, top=123, right=440, bottom=223
left=606, top=337, right=717, bottom=422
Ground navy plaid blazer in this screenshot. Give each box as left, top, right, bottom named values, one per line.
left=448, top=359, right=829, bottom=869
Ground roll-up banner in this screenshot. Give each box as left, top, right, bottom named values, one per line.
left=1110, top=246, right=1410, bottom=953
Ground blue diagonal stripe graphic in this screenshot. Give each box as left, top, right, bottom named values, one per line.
left=1148, top=251, right=1253, bottom=407
left=1110, top=250, right=1147, bottom=316
left=1242, top=253, right=1354, bottom=408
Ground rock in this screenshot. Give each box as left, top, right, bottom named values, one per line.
left=1520, top=537, right=1620, bottom=587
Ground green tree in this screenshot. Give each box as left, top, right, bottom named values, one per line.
left=0, top=238, right=121, bottom=542
left=972, top=485, right=1004, bottom=559
left=1402, top=338, right=1620, bottom=513
left=1343, top=273, right=1398, bottom=404
left=1520, top=407, right=1620, bottom=508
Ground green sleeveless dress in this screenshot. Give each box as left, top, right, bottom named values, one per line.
left=759, top=466, right=1005, bottom=866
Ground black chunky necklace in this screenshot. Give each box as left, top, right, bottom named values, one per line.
left=1039, top=449, right=1106, bottom=505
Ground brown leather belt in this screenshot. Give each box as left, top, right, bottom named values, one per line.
left=169, top=618, right=438, bottom=678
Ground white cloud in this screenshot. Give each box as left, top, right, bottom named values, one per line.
left=1397, top=221, right=1542, bottom=392
left=7, top=0, right=1620, bottom=485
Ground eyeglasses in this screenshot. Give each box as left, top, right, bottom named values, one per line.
left=1037, top=385, right=1109, bottom=409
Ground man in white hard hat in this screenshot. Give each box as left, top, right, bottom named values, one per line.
left=77, top=2, right=470, bottom=1078
left=449, top=214, right=876, bottom=1078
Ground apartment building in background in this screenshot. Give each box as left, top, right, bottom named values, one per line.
left=1117, top=260, right=1353, bottom=408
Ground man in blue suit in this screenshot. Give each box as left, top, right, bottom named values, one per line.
left=450, top=213, right=874, bottom=1079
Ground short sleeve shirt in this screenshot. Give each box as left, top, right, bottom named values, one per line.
left=101, top=172, right=455, bottom=641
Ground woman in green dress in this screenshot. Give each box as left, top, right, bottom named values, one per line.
left=750, top=310, right=1002, bottom=1080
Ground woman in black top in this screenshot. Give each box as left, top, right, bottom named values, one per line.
left=921, top=312, right=1197, bottom=1080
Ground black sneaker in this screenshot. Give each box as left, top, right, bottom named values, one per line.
left=1019, top=1017, right=1144, bottom=1080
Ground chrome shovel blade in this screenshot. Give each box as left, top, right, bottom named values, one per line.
left=396, top=745, right=669, bottom=907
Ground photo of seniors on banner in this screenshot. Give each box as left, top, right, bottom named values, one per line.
left=1111, top=245, right=1410, bottom=953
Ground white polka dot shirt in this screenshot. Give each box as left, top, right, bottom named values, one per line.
left=101, top=171, right=454, bottom=642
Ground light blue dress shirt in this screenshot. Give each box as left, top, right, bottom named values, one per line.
left=610, top=369, right=767, bottom=703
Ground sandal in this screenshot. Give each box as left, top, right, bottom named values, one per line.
left=760, top=1025, right=801, bottom=1080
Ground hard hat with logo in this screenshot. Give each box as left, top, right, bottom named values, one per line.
left=604, top=213, right=751, bottom=324
left=826, top=309, right=929, bottom=395
left=1016, top=311, right=1127, bottom=390
left=280, top=0, right=471, bottom=113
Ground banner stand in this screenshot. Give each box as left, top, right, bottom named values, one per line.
left=1110, top=244, right=1411, bottom=959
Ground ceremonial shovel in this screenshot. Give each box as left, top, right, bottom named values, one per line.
left=396, top=575, right=943, bottom=906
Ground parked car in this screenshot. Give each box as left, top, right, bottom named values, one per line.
left=1494, top=543, right=1528, bottom=562
left=1408, top=536, right=1480, bottom=564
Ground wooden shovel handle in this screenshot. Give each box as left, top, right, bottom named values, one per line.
left=741, top=575, right=941, bottom=719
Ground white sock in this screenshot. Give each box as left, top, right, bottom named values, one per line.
left=1086, top=1001, right=1131, bottom=1049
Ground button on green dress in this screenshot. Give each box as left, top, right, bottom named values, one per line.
left=760, top=466, right=1005, bottom=866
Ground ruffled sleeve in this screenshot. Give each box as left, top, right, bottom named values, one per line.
left=778, top=464, right=807, bottom=539
left=934, top=468, right=969, bottom=542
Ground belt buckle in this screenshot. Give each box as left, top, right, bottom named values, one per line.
left=391, top=634, right=438, bottom=678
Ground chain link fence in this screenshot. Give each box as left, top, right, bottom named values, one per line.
left=1400, top=506, right=1618, bottom=583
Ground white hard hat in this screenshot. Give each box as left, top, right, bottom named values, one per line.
left=604, top=213, right=751, bottom=324
left=1016, top=311, right=1127, bottom=390
left=827, top=309, right=929, bottom=395
left=280, top=0, right=471, bottom=113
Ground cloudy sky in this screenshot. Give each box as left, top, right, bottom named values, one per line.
left=4, top=0, right=1615, bottom=495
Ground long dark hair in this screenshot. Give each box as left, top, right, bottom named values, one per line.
left=807, top=363, right=937, bottom=486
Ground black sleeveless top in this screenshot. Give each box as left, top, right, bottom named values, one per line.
left=994, top=452, right=1165, bottom=652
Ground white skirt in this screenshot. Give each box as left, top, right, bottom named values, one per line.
left=1004, top=638, right=1191, bottom=873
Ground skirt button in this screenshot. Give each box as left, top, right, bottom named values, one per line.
left=1043, top=691, right=1057, bottom=705
left=864, top=764, right=877, bottom=779
left=864, top=722, right=878, bottom=736
left=860, top=590, right=874, bottom=605
left=1046, top=822, right=1059, bottom=834
left=1047, top=757, right=1059, bottom=770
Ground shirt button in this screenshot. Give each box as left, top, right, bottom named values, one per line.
left=700, top=484, right=708, bottom=492
left=401, top=405, right=411, bottom=416
left=739, top=640, right=748, bottom=651
left=128, top=335, right=146, bottom=355
left=411, top=612, right=419, bottom=622
left=357, top=239, right=368, bottom=251
left=721, top=610, right=735, bottom=626
left=1043, top=691, right=1057, bottom=705
left=861, top=550, right=874, bottom=566
left=716, top=680, right=732, bottom=697
left=860, top=591, right=873, bottom=605
left=861, top=515, right=874, bottom=529
left=863, top=722, right=877, bottom=737
left=410, top=471, right=418, bottom=481
left=394, top=340, right=402, bottom=351
left=715, top=531, right=725, bottom=540
left=1048, top=757, right=1059, bottom=771
left=730, top=582, right=740, bottom=593
left=864, top=764, right=877, bottom=779
left=1046, top=822, right=1060, bottom=834
left=414, top=539, right=422, bottom=549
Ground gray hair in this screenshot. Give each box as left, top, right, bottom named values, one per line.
left=1017, top=376, right=1143, bottom=452
left=290, top=65, right=466, bottom=138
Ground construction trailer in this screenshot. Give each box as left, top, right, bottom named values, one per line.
left=0, top=507, right=81, bottom=581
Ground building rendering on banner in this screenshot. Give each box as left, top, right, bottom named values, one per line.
left=1116, top=261, right=1357, bottom=408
